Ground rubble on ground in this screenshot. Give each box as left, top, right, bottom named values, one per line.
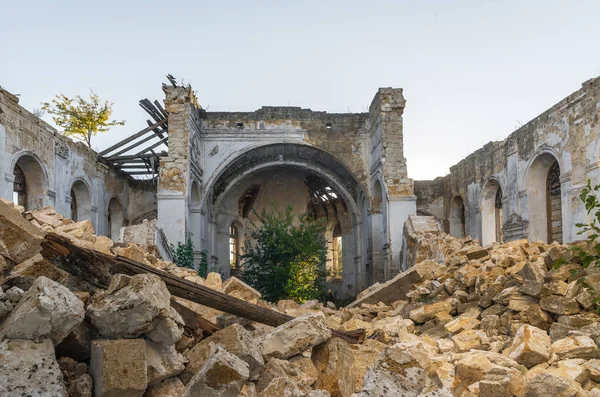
left=1, top=199, right=600, bottom=396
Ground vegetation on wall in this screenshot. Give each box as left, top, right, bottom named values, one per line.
left=42, top=90, right=125, bottom=147
left=172, top=238, right=195, bottom=270
left=240, top=205, right=328, bottom=303
left=555, top=179, right=600, bottom=312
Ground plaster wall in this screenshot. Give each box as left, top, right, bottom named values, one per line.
left=415, top=77, right=600, bottom=245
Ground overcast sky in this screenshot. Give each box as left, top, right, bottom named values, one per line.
left=2, top=0, right=600, bottom=180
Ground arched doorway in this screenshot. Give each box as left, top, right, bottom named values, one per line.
left=107, top=198, right=124, bottom=241
left=481, top=180, right=503, bottom=246
left=449, top=196, right=466, bottom=238
left=12, top=154, right=47, bottom=210
left=205, top=143, right=364, bottom=297
left=70, top=180, right=92, bottom=223
left=526, top=153, right=562, bottom=243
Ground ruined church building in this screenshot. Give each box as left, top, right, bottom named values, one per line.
left=2, top=76, right=600, bottom=299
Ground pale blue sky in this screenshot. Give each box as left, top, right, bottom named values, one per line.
left=2, top=0, right=600, bottom=180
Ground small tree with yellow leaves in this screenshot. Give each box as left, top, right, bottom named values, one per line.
left=42, top=91, right=125, bottom=147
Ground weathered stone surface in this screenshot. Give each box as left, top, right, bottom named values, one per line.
left=68, top=373, right=93, bottom=397
left=262, top=312, right=332, bottom=359
left=145, top=340, right=186, bottom=386
left=582, top=359, right=600, bottom=384
left=346, top=267, right=423, bottom=308
left=444, top=317, right=480, bottom=333
left=508, top=325, right=551, bottom=368
left=358, top=346, right=433, bottom=396
left=145, top=306, right=185, bottom=345
left=87, top=274, right=171, bottom=338
left=181, top=346, right=249, bottom=397
left=256, top=356, right=318, bottom=394
left=90, top=339, right=148, bottom=397
left=0, top=199, right=46, bottom=263
left=539, top=295, right=581, bottom=315
left=181, top=323, right=264, bottom=383
left=205, top=272, right=223, bottom=290
left=523, top=372, right=586, bottom=397
left=452, top=329, right=488, bottom=352
left=256, top=377, right=304, bottom=397
left=0, top=275, right=85, bottom=344
left=144, top=377, right=185, bottom=397
left=311, top=337, right=355, bottom=397
left=222, top=276, right=262, bottom=302
left=409, top=300, right=453, bottom=324
left=0, top=339, right=67, bottom=396
left=551, top=335, right=600, bottom=360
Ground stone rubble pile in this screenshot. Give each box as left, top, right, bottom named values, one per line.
left=1, top=199, right=600, bottom=396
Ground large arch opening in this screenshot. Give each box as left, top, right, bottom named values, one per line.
left=526, top=153, right=563, bottom=243
left=206, top=143, right=364, bottom=298
left=481, top=179, right=503, bottom=246
left=449, top=196, right=466, bottom=238
left=107, top=197, right=124, bottom=241
left=70, top=180, right=92, bottom=223
left=12, top=154, right=47, bottom=210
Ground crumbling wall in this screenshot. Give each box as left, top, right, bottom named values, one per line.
left=0, top=87, right=155, bottom=238
left=416, top=76, right=600, bottom=245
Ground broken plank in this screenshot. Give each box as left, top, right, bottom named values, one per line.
left=40, top=233, right=361, bottom=344
left=99, top=119, right=167, bottom=156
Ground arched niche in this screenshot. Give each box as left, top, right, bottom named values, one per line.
left=12, top=154, right=48, bottom=210
left=107, top=197, right=124, bottom=241
left=70, top=180, right=92, bottom=223
left=371, top=179, right=387, bottom=282
left=207, top=144, right=364, bottom=297
left=526, top=152, right=563, bottom=243
left=481, top=179, right=503, bottom=246
left=449, top=196, right=466, bottom=238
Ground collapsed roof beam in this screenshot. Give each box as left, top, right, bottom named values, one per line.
left=99, top=119, right=167, bottom=157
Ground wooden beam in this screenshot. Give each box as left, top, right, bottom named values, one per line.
left=40, top=233, right=361, bottom=344
left=99, top=119, right=167, bottom=156
left=109, top=133, right=160, bottom=158
left=105, top=151, right=167, bottom=162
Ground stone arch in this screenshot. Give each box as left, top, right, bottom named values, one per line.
left=481, top=178, right=503, bottom=246
left=70, top=178, right=92, bottom=223
left=11, top=152, right=48, bottom=210
left=107, top=197, right=124, bottom=241
left=206, top=143, right=365, bottom=296
left=449, top=196, right=466, bottom=238
left=526, top=152, right=563, bottom=243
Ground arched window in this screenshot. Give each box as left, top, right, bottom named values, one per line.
left=332, top=224, right=343, bottom=277
left=230, top=224, right=240, bottom=273
left=13, top=165, right=26, bottom=207
left=547, top=161, right=562, bottom=243
left=70, top=189, right=78, bottom=221
left=495, top=187, right=503, bottom=243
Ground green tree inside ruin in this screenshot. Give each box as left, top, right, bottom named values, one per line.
left=42, top=90, right=125, bottom=147
left=240, top=204, right=328, bottom=303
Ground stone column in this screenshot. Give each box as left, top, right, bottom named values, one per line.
left=503, top=138, right=528, bottom=241
left=368, top=88, right=417, bottom=278
left=158, top=85, right=200, bottom=246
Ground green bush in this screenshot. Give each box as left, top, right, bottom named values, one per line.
left=240, top=205, right=327, bottom=303
left=198, top=249, right=208, bottom=278
left=171, top=238, right=195, bottom=270
left=554, top=179, right=600, bottom=311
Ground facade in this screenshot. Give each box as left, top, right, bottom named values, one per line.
left=8, top=74, right=597, bottom=299
left=415, top=77, right=600, bottom=247
left=0, top=88, right=156, bottom=241
left=157, top=85, right=416, bottom=298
